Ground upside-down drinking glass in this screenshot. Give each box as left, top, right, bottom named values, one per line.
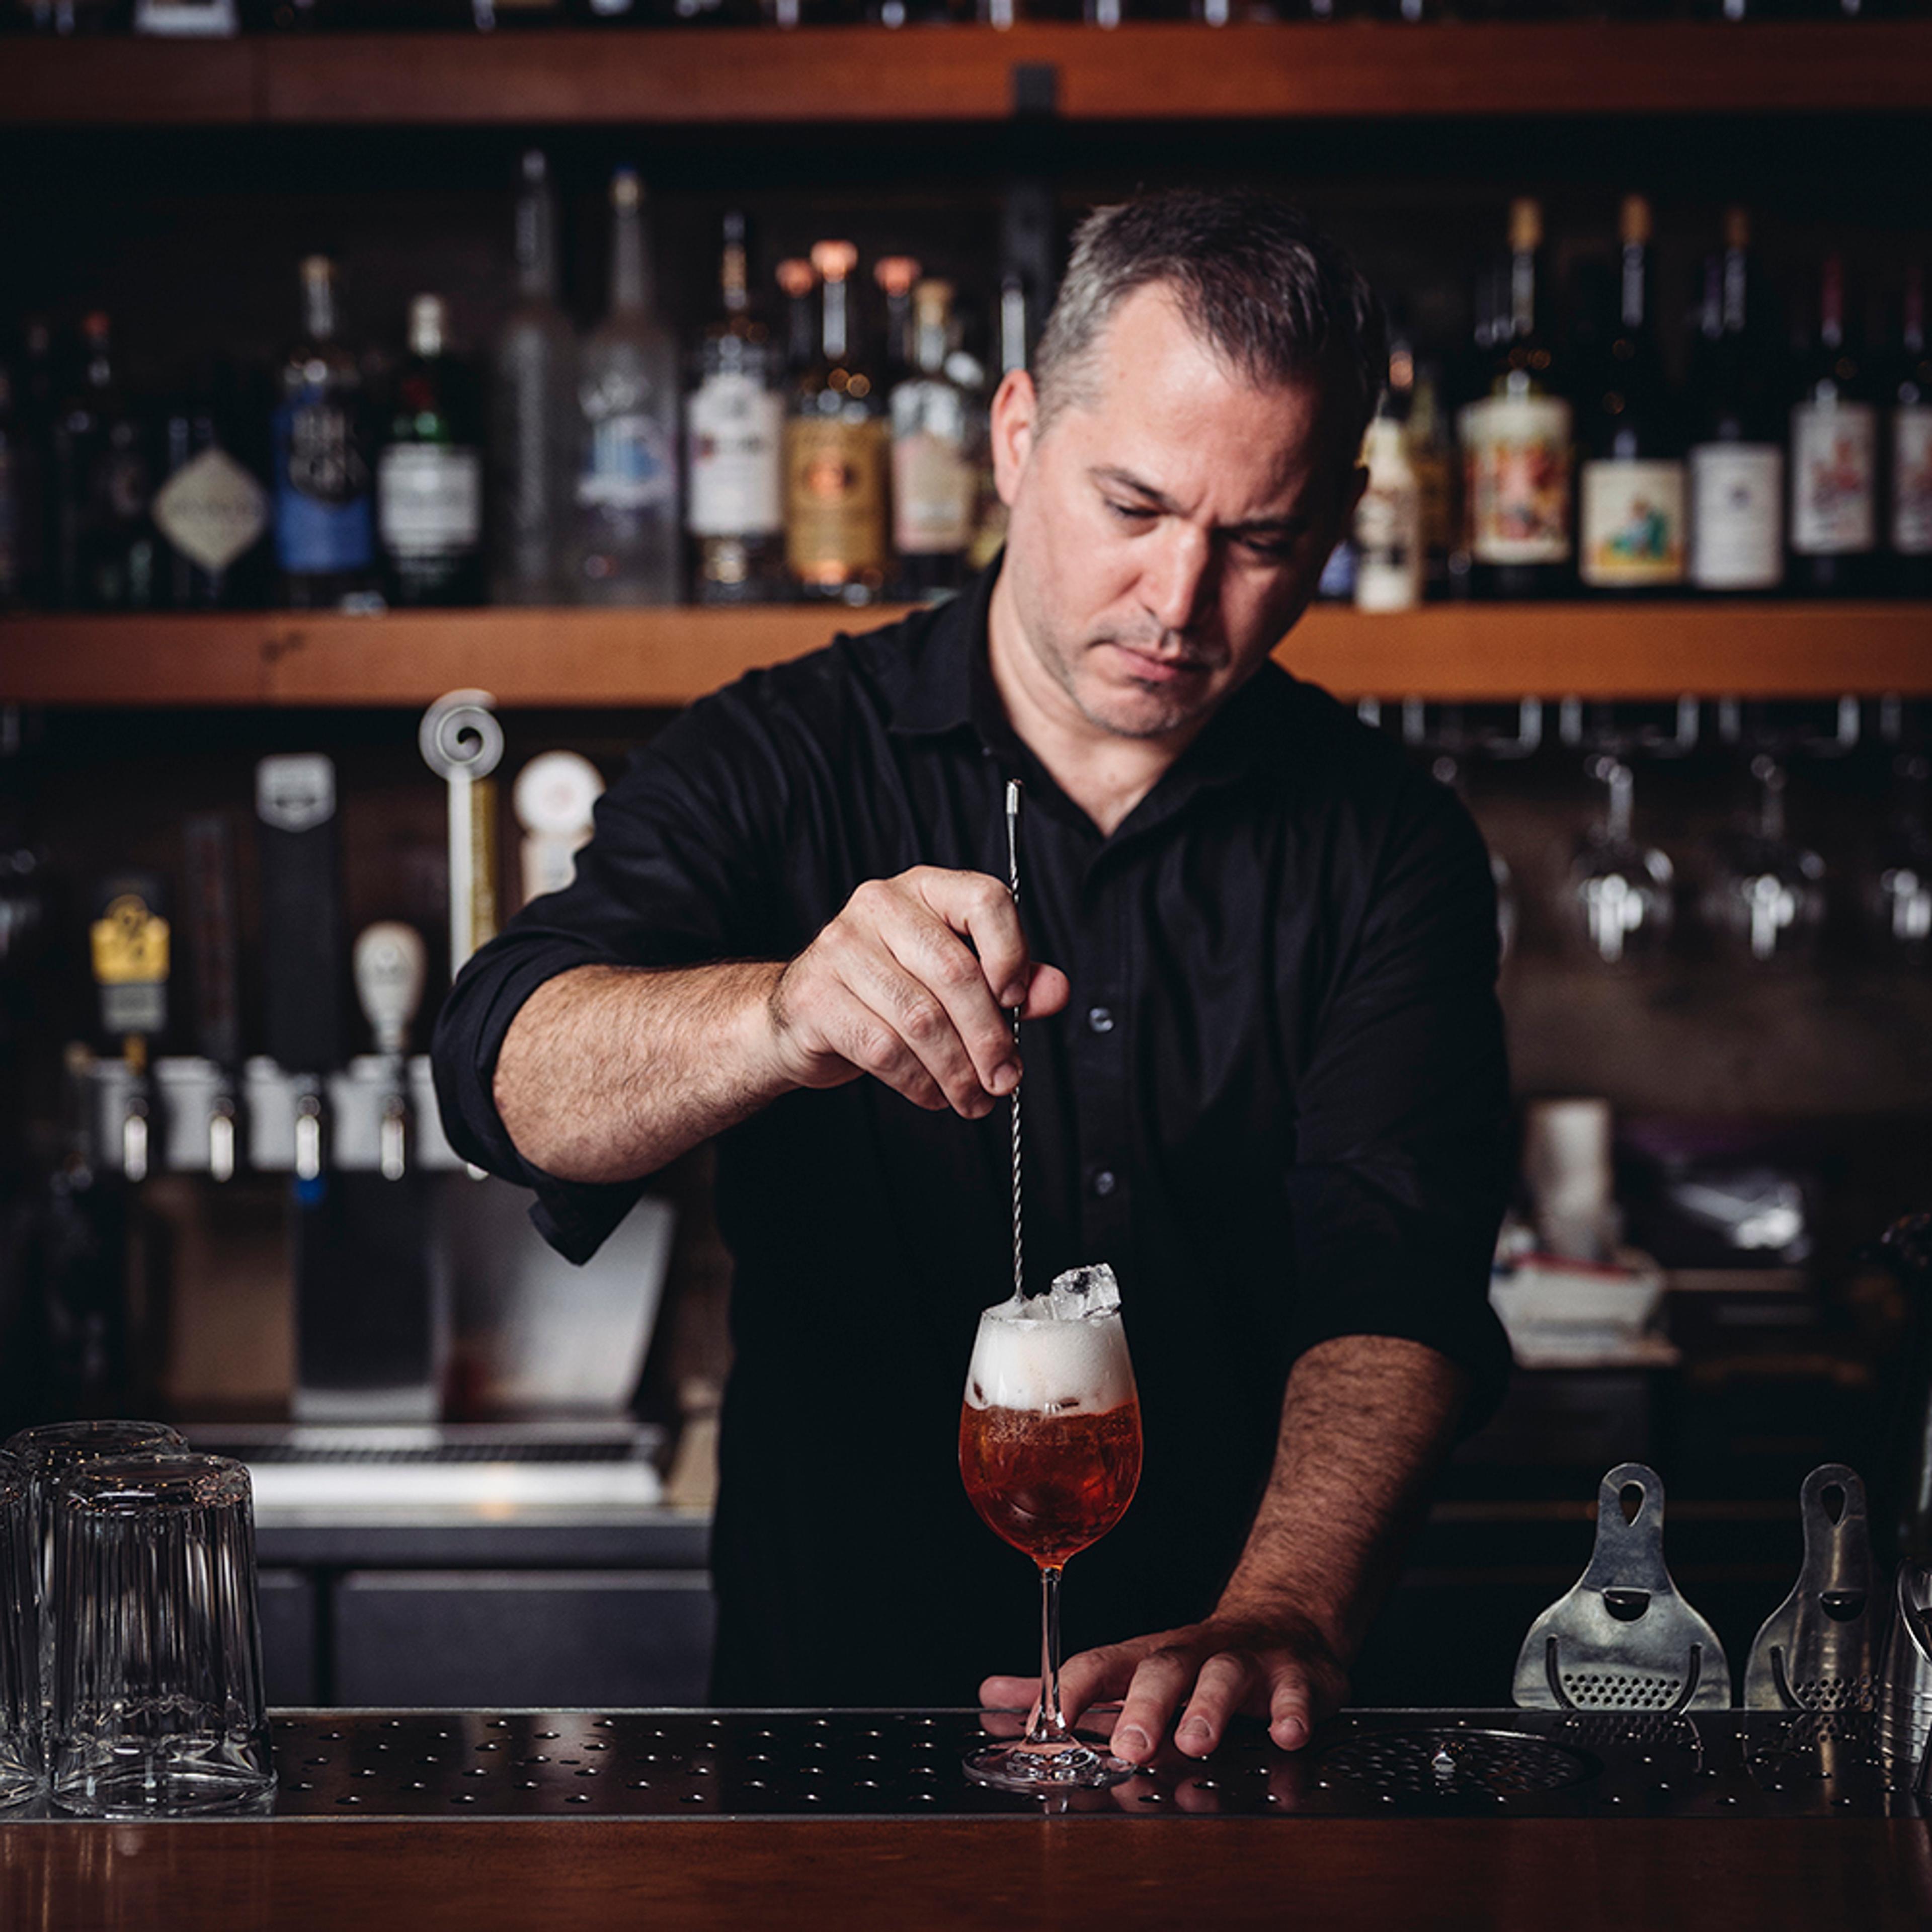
left=49, top=1454, right=274, bottom=1817
left=0, top=1456, right=40, bottom=1807
left=959, top=1265, right=1142, bottom=1792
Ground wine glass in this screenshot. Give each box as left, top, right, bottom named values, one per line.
left=1702, top=754, right=1827, bottom=967
left=1567, top=755, right=1675, bottom=968
left=959, top=1264, right=1142, bottom=1792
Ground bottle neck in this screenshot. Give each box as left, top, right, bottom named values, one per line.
left=912, top=307, right=948, bottom=377
left=610, top=197, right=649, bottom=315
left=821, top=275, right=849, bottom=366
left=999, top=276, right=1029, bottom=377
left=1820, top=259, right=1845, bottom=354
left=1722, top=245, right=1749, bottom=338
left=721, top=243, right=749, bottom=319
left=516, top=187, right=559, bottom=302
left=302, top=271, right=337, bottom=346
left=1508, top=247, right=1539, bottom=342
left=1906, top=272, right=1926, bottom=360
left=1619, top=241, right=1650, bottom=337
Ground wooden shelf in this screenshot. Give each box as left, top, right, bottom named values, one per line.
left=2, top=22, right=1929, bottom=128
left=3, top=602, right=1926, bottom=707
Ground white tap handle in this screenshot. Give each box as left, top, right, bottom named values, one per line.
left=353, top=922, right=427, bottom=1059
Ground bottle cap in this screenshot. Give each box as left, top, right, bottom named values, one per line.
left=810, top=240, right=859, bottom=284
left=1620, top=195, right=1652, bottom=248
left=776, top=258, right=817, bottom=299
left=873, top=256, right=921, bottom=298
left=611, top=167, right=642, bottom=212
left=1723, top=205, right=1750, bottom=252
left=1508, top=199, right=1542, bottom=253
left=408, top=295, right=447, bottom=358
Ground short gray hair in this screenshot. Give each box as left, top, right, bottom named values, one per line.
left=1032, top=190, right=1386, bottom=465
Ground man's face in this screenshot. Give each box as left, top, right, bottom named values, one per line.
left=992, top=283, right=1363, bottom=747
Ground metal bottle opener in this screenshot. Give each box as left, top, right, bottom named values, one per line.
left=1512, top=1462, right=1731, bottom=1713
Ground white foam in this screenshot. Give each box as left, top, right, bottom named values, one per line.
left=964, top=1263, right=1135, bottom=1414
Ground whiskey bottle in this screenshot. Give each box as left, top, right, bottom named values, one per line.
left=152, top=359, right=271, bottom=609
left=272, top=257, right=376, bottom=610
left=785, top=240, right=888, bottom=603
left=1354, top=337, right=1423, bottom=613
left=1576, top=195, right=1686, bottom=594
left=574, top=168, right=680, bottom=605
left=51, top=314, right=158, bottom=611
left=378, top=294, right=484, bottom=606
left=1459, top=199, right=1573, bottom=599
left=687, top=212, right=784, bottom=605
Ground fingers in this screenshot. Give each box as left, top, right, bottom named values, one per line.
left=1107, top=1647, right=1201, bottom=1768
left=778, top=868, right=1068, bottom=1120
left=1172, top=1650, right=1259, bottom=1759
left=977, top=1673, right=1040, bottom=1712
left=1268, top=1670, right=1315, bottom=1753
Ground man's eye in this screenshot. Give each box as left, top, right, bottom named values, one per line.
left=1105, top=501, right=1158, bottom=524
left=1240, top=536, right=1297, bottom=561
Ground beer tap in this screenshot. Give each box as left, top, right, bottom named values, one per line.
left=88, top=871, right=170, bottom=1182
left=513, top=751, right=603, bottom=910
left=255, top=754, right=344, bottom=1202
left=353, top=922, right=426, bottom=1183
left=182, top=812, right=242, bottom=1182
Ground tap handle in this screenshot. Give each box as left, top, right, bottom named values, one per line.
left=353, top=922, right=428, bottom=1060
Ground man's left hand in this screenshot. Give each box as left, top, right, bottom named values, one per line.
left=977, top=1608, right=1348, bottom=1767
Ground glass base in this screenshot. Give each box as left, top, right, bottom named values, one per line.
left=963, top=1737, right=1137, bottom=1792
left=52, top=1745, right=275, bottom=1819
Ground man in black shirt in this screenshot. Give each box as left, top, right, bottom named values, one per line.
left=433, top=191, right=1510, bottom=1764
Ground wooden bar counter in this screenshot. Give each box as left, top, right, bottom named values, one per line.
left=2, top=1708, right=1928, bottom=1930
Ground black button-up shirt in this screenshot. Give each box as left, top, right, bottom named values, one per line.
left=432, top=562, right=1511, bottom=1705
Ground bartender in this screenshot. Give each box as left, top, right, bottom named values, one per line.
left=432, top=188, right=1510, bottom=1766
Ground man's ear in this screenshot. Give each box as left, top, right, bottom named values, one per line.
left=990, top=368, right=1039, bottom=510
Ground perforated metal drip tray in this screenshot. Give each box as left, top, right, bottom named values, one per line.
left=169, top=1707, right=1916, bottom=1819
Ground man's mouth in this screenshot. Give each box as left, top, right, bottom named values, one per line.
left=1103, top=641, right=1216, bottom=686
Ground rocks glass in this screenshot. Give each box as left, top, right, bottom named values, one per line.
left=49, top=1454, right=274, bottom=1817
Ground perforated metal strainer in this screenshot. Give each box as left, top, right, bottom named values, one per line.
left=1512, top=1462, right=1731, bottom=1714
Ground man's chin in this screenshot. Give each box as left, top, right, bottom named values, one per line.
left=1073, top=684, right=1213, bottom=744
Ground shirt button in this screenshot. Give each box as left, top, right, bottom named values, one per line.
left=1087, top=1006, right=1115, bottom=1035
left=1092, top=1170, right=1117, bottom=1198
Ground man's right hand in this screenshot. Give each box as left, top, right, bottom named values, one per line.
left=764, top=866, right=1070, bottom=1119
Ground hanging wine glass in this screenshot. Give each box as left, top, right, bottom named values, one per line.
left=1870, top=744, right=1932, bottom=961
left=1566, top=756, right=1675, bottom=968
left=1701, top=754, right=1827, bottom=967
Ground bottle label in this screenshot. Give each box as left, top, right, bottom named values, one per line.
left=1578, top=459, right=1686, bottom=587
left=687, top=374, right=783, bottom=538
left=1790, top=400, right=1877, bottom=555
left=892, top=429, right=975, bottom=555
left=152, top=447, right=270, bottom=574
left=1459, top=394, right=1572, bottom=565
left=578, top=411, right=676, bottom=512
left=378, top=445, right=482, bottom=558
left=273, top=400, right=373, bottom=574
left=1894, top=404, right=1932, bottom=555
left=785, top=418, right=887, bottom=578
left=1688, top=444, right=1784, bottom=590
left=1352, top=429, right=1422, bottom=612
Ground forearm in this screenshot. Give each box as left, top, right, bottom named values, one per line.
left=493, top=960, right=792, bottom=1183
left=1216, top=1333, right=1469, bottom=1661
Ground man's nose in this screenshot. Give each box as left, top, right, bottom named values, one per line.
left=1140, top=524, right=1214, bottom=635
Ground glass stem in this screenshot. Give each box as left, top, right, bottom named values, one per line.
left=1029, top=1563, right=1071, bottom=1746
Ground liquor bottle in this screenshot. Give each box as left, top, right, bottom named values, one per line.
left=1354, top=338, right=1424, bottom=613
left=1460, top=200, right=1573, bottom=599
left=686, top=213, right=785, bottom=606
left=489, top=149, right=576, bottom=607
left=890, top=279, right=977, bottom=599
left=1577, top=195, right=1686, bottom=595
left=152, top=360, right=271, bottom=609
left=1687, top=209, right=1784, bottom=595
left=378, top=295, right=484, bottom=607
left=1407, top=358, right=1454, bottom=601
left=785, top=240, right=888, bottom=604
left=1789, top=253, right=1878, bottom=596
left=574, top=167, right=680, bottom=606
left=273, top=256, right=376, bottom=610
left=51, top=314, right=158, bottom=612
left=1888, top=266, right=1932, bottom=596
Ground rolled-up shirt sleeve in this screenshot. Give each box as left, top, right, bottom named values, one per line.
left=1280, top=769, right=1514, bottom=1430
left=430, top=682, right=792, bottom=1264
